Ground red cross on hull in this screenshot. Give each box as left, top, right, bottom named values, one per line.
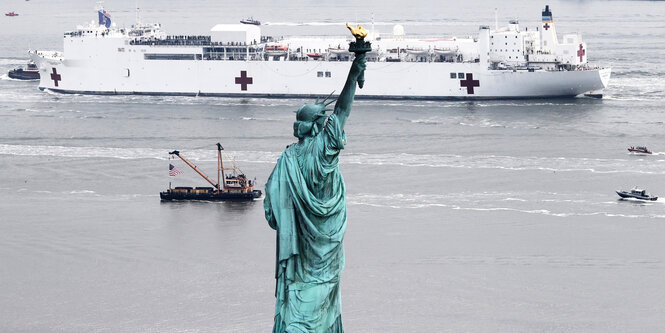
left=460, top=73, right=480, bottom=94
left=235, top=71, right=253, bottom=91
left=50, top=68, right=62, bottom=87
left=543, top=23, right=550, bottom=30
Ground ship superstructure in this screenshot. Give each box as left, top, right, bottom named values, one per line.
left=31, top=5, right=610, bottom=99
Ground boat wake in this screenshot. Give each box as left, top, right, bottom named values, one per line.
left=0, top=73, right=29, bottom=81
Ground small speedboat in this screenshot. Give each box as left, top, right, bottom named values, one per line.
left=8, top=61, right=40, bottom=80
left=628, top=146, right=651, bottom=154
left=616, top=187, right=658, bottom=201
left=5, top=12, right=19, bottom=17
left=240, top=17, right=260, bottom=25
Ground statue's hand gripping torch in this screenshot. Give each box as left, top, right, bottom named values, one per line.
left=347, top=23, right=371, bottom=89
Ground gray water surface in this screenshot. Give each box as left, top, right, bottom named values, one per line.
left=2, top=0, right=665, bottom=331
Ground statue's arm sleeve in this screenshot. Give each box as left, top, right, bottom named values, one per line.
left=320, top=113, right=346, bottom=156
left=333, top=53, right=366, bottom=130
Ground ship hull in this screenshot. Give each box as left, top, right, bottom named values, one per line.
left=160, top=190, right=262, bottom=201
left=33, top=53, right=611, bottom=100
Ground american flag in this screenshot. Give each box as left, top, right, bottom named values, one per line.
left=169, top=164, right=183, bottom=176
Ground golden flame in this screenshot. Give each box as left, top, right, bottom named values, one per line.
left=346, top=23, right=368, bottom=39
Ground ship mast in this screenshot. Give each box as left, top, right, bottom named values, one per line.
left=135, top=1, right=141, bottom=26
left=217, top=143, right=225, bottom=191
left=169, top=150, right=219, bottom=190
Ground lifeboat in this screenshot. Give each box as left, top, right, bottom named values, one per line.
left=5, top=11, right=19, bottom=17
left=433, top=47, right=458, bottom=55
left=328, top=47, right=350, bottom=55
left=405, top=48, right=428, bottom=55
left=265, top=45, right=288, bottom=56
left=307, top=53, right=324, bottom=59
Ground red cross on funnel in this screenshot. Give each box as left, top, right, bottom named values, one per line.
left=577, top=44, right=585, bottom=62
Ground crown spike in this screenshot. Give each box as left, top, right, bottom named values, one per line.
left=325, top=98, right=337, bottom=106
left=320, top=90, right=335, bottom=104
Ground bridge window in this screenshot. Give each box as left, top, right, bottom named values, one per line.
left=450, top=73, right=457, bottom=79
left=458, top=73, right=465, bottom=79
left=325, top=71, right=331, bottom=78
left=317, top=71, right=323, bottom=77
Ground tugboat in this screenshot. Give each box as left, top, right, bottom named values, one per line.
left=240, top=17, right=260, bottom=25
left=5, top=12, right=19, bottom=17
left=160, top=143, right=262, bottom=201
left=616, top=187, right=658, bottom=201
left=8, top=61, right=40, bottom=80
left=628, top=146, right=652, bottom=154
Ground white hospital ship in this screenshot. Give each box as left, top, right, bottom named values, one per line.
left=31, top=5, right=611, bottom=99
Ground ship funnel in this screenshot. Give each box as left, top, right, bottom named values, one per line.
left=540, top=5, right=557, bottom=52
left=542, top=5, right=553, bottom=21
left=478, top=25, right=490, bottom=66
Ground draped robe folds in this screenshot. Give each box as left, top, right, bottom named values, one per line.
left=264, top=113, right=347, bottom=333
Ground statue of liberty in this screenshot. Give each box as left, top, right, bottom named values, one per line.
left=264, top=24, right=370, bottom=333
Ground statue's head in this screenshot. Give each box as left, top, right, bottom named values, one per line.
left=293, top=92, right=335, bottom=139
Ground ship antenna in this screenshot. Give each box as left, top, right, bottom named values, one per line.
left=135, top=1, right=141, bottom=26
left=494, top=8, right=498, bottom=31
left=371, top=12, right=375, bottom=36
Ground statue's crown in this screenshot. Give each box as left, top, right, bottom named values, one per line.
left=295, top=91, right=336, bottom=121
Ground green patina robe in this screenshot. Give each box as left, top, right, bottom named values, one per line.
left=264, top=113, right=347, bottom=333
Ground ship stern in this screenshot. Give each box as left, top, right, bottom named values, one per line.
left=584, top=67, right=612, bottom=98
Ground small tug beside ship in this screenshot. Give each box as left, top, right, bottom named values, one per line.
left=8, top=61, right=40, bottom=80
left=160, top=143, right=261, bottom=201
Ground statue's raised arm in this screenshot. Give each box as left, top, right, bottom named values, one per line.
left=334, top=53, right=366, bottom=130
left=334, top=23, right=371, bottom=130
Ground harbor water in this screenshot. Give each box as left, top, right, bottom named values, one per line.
left=1, top=0, right=665, bottom=331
